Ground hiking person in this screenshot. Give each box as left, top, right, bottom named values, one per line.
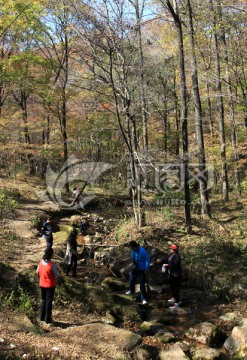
left=79, top=219, right=90, bottom=235
left=41, top=216, right=54, bottom=248
left=65, top=226, right=79, bottom=277
left=118, top=172, right=122, bottom=182
left=161, top=244, right=182, bottom=309
left=37, top=247, right=60, bottom=324
left=125, top=240, right=150, bottom=305
left=72, top=187, right=84, bottom=210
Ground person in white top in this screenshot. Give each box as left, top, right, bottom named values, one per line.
left=72, top=187, right=84, bottom=210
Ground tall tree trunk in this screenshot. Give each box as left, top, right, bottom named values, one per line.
left=133, top=0, right=149, bottom=154
left=173, top=82, right=180, bottom=156
left=19, top=91, right=31, bottom=144
left=163, top=99, right=168, bottom=157
left=186, top=0, right=211, bottom=217
left=219, top=5, right=241, bottom=195
left=61, top=13, right=69, bottom=193
left=110, top=48, right=144, bottom=228
left=210, top=0, right=229, bottom=201
left=206, top=83, right=214, bottom=137
left=165, top=0, right=191, bottom=232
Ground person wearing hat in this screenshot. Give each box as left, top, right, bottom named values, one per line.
left=37, top=247, right=60, bottom=324
left=162, top=244, right=182, bottom=308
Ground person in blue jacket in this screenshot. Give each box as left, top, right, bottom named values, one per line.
left=126, top=240, right=150, bottom=305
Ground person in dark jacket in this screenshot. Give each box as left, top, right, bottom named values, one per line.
left=41, top=216, right=54, bottom=248
left=125, top=240, right=150, bottom=305
left=162, top=244, right=182, bottom=308
left=37, top=247, right=60, bottom=324
left=65, top=227, right=78, bottom=277
left=79, top=219, right=90, bottom=235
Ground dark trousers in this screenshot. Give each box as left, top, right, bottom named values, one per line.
left=40, top=286, right=55, bottom=323
left=170, top=276, right=180, bottom=303
left=66, top=254, right=77, bottom=276
left=44, top=235, right=53, bottom=248
left=129, top=268, right=147, bottom=301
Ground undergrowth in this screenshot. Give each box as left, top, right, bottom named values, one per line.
left=0, top=188, right=19, bottom=218
left=0, top=284, right=34, bottom=318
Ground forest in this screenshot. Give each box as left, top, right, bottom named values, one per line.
left=0, top=0, right=246, bottom=359
left=0, top=0, right=246, bottom=228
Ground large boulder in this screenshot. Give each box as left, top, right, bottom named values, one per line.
left=56, top=322, right=143, bottom=360
left=185, top=322, right=222, bottom=347
left=102, top=244, right=168, bottom=287
left=88, top=286, right=143, bottom=323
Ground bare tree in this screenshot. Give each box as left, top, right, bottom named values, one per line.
left=39, top=0, right=79, bottom=191
left=218, top=3, right=241, bottom=195
left=209, top=0, right=229, bottom=201
left=185, top=0, right=211, bottom=217
left=71, top=0, right=146, bottom=227
left=159, top=0, right=192, bottom=232
left=129, top=0, right=149, bottom=154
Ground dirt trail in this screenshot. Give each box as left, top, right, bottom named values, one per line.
left=1, top=193, right=105, bottom=359
left=6, top=198, right=60, bottom=271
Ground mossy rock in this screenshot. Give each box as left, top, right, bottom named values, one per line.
left=0, top=263, right=17, bottom=287
left=53, top=230, right=68, bottom=245
left=102, top=277, right=127, bottom=292
left=0, top=312, right=40, bottom=334
left=140, top=320, right=166, bottom=335
left=88, top=287, right=142, bottom=323
left=155, top=331, right=177, bottom=344
left=56, top=277, right=89, bottom=305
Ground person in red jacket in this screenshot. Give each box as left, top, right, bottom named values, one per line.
left=37, top=247, right=60, bottom=324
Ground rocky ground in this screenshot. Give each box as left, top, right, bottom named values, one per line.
left=0, top=178, right=246, bottom=359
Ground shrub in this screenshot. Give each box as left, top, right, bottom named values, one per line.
left=0, top=188, right=19, bottom=218
left=1, top=285, right=34, bottom=318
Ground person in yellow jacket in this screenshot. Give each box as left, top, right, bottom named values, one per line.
left=37, top=247, right=60, bottom=324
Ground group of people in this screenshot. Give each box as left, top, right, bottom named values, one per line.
left=36, top=185, right=88, bottom=325
left=37, top=215, right=182, bottom=325
left=37, top=216, right=84, bottom=324
left=126, top=240, right=182, bottom=308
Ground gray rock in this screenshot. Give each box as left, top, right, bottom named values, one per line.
left=238, top=282, right=247, bottom=291
left=219, top=312, right=239, bottom=322
left=8, top=314, right=39, bottom=334
left=155, top=330, right=177, bottom=343
left=146, top=308, right=173, bottom=325
left=104, top=311, right=117, bottom=325
left=102, top=277, right=126, bottom=292
left=239, top=318, right=247, bottom=328
left=140, top=321, right=166, bottom=335
left=134, top=348, right=152, bottom=360
left=103, top=244, right=168, bottom=286
left=159, top=344, right=189, bottom=360
left=206, top=293, right=219, bottom=302
left=62, top=323, right=142, bottom=355
left=88, top=286, right=142, bottom=323
left=192, top=347, right=222, bottom=360
left=186, top=322, right=221, bottom=346
left=148, top=285, right=164, bottom=294
left=167, top=307, right=192, bottom=316
left=224, top=325, right=247, bottom=358
left=175, top=341, right=191, bottom=352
